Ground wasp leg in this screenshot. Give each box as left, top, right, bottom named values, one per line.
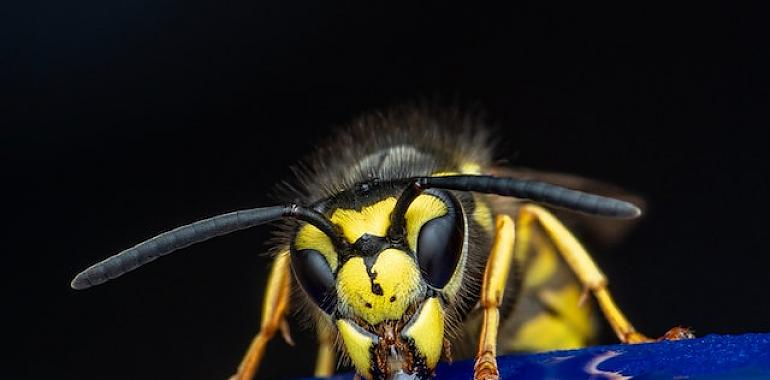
left=474, top=215, right=516, bottom=380
left=517, top=204, right=693, bottom=343
left=230, top=251, right=293, bottom=380
left=314, top=320, right=336, bottom=377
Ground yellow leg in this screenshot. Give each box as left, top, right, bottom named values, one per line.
left=314, top=321, right=336, bottom=377
left=474, top=215, right=516, bottom=380
left=517, top=204, right=693, bottom=343
left=230, top=251, right=293, bottom=380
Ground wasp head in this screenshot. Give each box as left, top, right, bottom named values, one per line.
left=290, top=187, right=468, bottom=380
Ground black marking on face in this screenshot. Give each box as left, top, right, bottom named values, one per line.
left=362, top=253, right=384, bottom=296
left=339, top=232, right=392, bottom=267
left=372, top=282, right=384, bottom=296
left=354, top=233, right=391, bottom=256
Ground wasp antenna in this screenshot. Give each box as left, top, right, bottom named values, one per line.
left=71, top=204, right=343, bottom=290
left=416, top=175, right=641, bottom=218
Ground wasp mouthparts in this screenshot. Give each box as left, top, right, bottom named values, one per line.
left=373, top=319, right=414, bottom=377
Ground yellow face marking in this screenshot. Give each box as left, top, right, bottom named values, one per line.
left=336, top=249, right=421, bottom=325
left=402, top=297, right=445, bottom=369
left=405, top=194, right=448, bottom=252
left=337, top=319, right=377, bottom=380
left=331, top=198, right=396, bottom=243
left=294, top=224, right=338, bottom=271
left=297, top=193, right=448, bottom=273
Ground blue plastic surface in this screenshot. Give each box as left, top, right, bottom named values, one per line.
left=309, top=333, right=770, bottom=379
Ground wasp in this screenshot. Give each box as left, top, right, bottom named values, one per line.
left=71, top=105, right=692, bottom=380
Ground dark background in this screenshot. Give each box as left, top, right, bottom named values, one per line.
left=4, top=2, right=769, bottom=380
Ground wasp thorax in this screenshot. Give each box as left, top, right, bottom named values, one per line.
left=336, top=248, right=422, bottom=325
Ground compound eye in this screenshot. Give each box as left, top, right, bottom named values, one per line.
left=291, top=249, right=337, bottom=314
left=416, top=192, right=465, bottom=289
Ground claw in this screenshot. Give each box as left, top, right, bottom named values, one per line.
left=659, top=326, right=695, bottom=341
left=623, top=326, right=695, bottom=344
